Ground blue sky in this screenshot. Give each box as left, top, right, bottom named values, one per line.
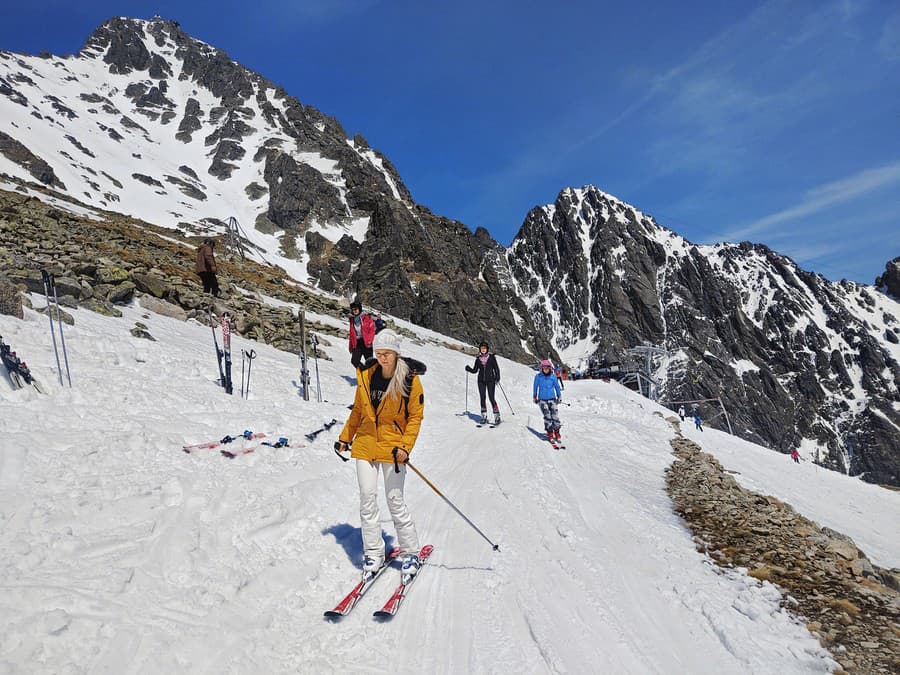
left=2, top=0, right=898, bottom=283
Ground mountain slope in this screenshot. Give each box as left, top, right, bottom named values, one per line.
left=505, top=186, right=900, bottom=485
left=0, top=16, right=537, bottom=358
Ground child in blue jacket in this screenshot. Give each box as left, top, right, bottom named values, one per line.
left=533, top=359, right=562, bottom=442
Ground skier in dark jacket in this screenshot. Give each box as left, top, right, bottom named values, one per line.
left=195, top=238, right=219, bottom=297
left=465, top=341, right=501, bottom=425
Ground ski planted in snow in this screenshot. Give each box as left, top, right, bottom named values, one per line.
left=373, top=544, right=434, bottom=619
left=221, top=437, right=300, bottom=458
left=305, top=418, right=338, bottom=441
left=324, top=548, right=401, bottom=619
left=209, top=308, right=226, bottom=390
left=182, top=430, right=266, bottom=453
left=222, top=312, right=233, bottom=395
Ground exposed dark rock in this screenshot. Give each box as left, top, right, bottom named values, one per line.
left=65, top=134, right=95, bottom=158
left=0, top=77, right=28, bottom=106
left=164, top=175, right=206, bottom=201
left=245, top=182, right=267, bottom=200
left=0, top=276, right=23, bottom=319
left=176, top=98, right=202, bottom=142
left=876, top=256, right=900, bottom=299
left=131, top=173, right=164, bottom=189
left=263, top=151, right=344, bottom=227
left=0, top=131, right=64, bottom=188
left=208, top=141, right=245, bottom=180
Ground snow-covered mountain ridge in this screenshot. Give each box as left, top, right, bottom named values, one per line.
left=0, top=17, right=897, bottom=486
left=0, top=16, right=541, bottom=362
left=505, top=186, right=900, bottom=486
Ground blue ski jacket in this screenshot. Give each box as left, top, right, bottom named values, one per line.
left=533, top=371, right=561, bottom=400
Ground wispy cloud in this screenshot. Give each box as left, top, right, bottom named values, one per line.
left=718, top=162, right=900, bottom=241
left=880, top=11, right=900, bottom=61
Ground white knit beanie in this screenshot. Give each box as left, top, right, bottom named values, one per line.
left=372, top=328, right=402, bottom=353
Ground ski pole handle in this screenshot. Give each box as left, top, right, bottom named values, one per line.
left=333, top=441, right=351, bottom=462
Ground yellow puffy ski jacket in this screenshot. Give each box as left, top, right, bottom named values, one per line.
left=339, top=358, right=425, bottom=463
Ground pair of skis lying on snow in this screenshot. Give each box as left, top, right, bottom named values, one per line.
left=181, top=419, right=337, bottom=458
left=182, top=431, right=301, bottom=458
left=324, top=545, right=434, bottom=620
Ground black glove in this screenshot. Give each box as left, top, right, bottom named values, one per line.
left=333, top=441, right=350, bottom=462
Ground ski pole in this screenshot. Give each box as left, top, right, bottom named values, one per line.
left=240, top=349, right=246, bottom=398
left=311, top=334, right=322, bottom=402
left=245, top=349, right=256, bottom=399
left=406, top=460, right=500, bottom=551
left=465, top=371, right=469, bottom=414
left=51, top=275, right=72, bottom=387
left=41, top=271, right=63, bottom=386
left=497, top=382, right=515, bottom=415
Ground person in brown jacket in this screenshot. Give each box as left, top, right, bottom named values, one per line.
left=196, top=239, right=219, bottom=297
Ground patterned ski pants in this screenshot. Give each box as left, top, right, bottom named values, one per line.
left=538, top=400, right=561, bottom=432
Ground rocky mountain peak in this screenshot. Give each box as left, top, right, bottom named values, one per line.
left=876, top=256, right=900, bottom=300
left=504, top=184, right=899, bottom=485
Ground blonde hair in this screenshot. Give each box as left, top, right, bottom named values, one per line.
left=384, top=355, right=411, bottom=401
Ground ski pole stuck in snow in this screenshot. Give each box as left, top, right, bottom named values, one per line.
left=497, top=381, right=515, bottom=415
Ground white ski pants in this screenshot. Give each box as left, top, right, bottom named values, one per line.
left=356, top=459, right=420, bottom=560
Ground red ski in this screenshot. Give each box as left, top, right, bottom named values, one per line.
left=373, top=544, right=434, bottom=618
left=182, top=431, right=266, bottom=453
left=324, top=548, right=401, bottom=619
left=221, top=438, right=302, bottom=458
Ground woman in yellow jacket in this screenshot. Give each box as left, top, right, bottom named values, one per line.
left=336, top=329, right=426, bottom=578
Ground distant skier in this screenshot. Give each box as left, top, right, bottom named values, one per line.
left=348, top=301, right=376, bottom=369
left=465, top=341, right=501, bottom=425
left=791, top=449, right=800, bottom=464
left=553, top=365, right=566, bottom=390
left=694, top=414, right=703, bottom=432
left=373, top=314, right=386, bottom=334
left=533, top=359, right=562, bottom=443
left=335, top=329, right=426, bottom=579
left=678, top=405, right=685, bottom=422
left=195, top=238, right=219, bottom=297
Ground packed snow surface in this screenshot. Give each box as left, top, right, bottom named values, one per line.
left=2, top=297, right=898, bottom=673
